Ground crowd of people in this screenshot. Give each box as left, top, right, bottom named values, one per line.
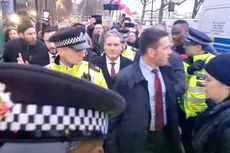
left=0, top=11, right=230, bottom=153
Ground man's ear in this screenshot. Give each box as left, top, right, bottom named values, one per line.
left=197, top=44, right=202, bottom=51
left=57, top=48, right=62, bottom=56
left=19, top=33, right=24, bottom=39
left=147, top=47, right=155, bottom=58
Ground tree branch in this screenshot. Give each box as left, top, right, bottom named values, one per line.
left=140, top=0, right=145, bottom=5
left=196, top=0, right=204, bottom=11
left=146, top=1, right=152, bottom=5
left=174, top=0, right=187, bottom=6
left=145, top=6, right=168, bottom=13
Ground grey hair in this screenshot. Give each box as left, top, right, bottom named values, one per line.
left=104, top=30, right=122, bottom=41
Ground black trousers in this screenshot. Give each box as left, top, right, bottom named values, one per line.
left=178, top=106, right=196, bottom=153
left=145, top=127, right=172, bottom=153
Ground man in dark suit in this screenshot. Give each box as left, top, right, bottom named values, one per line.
left=105, top=28, right=183, bottom=153
left=91, top=30, right=132, bottom=89
left=135, top=24, right=185, bottom=97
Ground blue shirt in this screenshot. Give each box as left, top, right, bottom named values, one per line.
left=139, top=57, right=167, bottom=131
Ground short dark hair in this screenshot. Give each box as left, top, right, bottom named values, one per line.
left=71, top=22, right=85, bottom=29
left=173, top=20, right=189, bottom=29
left=139, top=28, right=168, bottom=55
left=4, top=27, right=18, bottom=40
left=42, top=26, right=59, bottom=37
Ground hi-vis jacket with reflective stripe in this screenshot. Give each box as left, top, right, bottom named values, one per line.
left=121, top=45, right=136, bottom=61
left=46, top=60, right=108, bottom=89
left=180, top=53, right=215, bottom=118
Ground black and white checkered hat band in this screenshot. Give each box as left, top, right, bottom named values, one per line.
left=187, top=35, right=210, bottom=45
left=0, top=104, right=108, bottom=134
left=55, top=36, right=86, bottom=48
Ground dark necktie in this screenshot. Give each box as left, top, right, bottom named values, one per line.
left=52, top=56, right=56, bottom=59
left=152, top=69, right=164, bottom=131
left=110, top=62, right=116, bottom=77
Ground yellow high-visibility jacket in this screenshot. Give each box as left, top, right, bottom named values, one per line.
left=46, top=60, right=108, bottom=89
left=180, top=53, right=215, bottom=118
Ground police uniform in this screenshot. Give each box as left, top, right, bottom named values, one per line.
left=180, top=28, right=215, bottom=118
left=45, top=27, right=108, bottom=89
left=119, top=29, right=136, bottom=61
left=0, top=63, right=125, bottom=153
left=179, top=28, right=215, bottom=153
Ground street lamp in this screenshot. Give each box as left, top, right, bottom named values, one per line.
left=55, top=0, right=64, bottom=23
left=9, top=13, right=20, bottom=24
left=151, top=0, right=154, bottom=25
left=31, top=10, right=37, bottom=16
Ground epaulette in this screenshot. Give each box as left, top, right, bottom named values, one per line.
left=89, top=63, right=101, bottom=72
left=132, top=47, right=138, bottom=52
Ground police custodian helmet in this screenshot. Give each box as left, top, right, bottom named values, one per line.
left=0, top=63, right=125, bottom=153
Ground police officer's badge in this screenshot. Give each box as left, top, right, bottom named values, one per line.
left=0, top=83, right=14, bottom=119
left=81, top=72, right=91, bottom=81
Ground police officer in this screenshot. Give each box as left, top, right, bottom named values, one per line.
left=179, top=28, right=215, bottom=153
left=119, top=29, right=136, bottom=61
left=0, top=63, right=125, bottom=153
left=46, top=26, right=108, bottom=88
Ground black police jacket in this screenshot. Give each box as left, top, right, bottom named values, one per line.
left=193, top=97, right=230, bottom=153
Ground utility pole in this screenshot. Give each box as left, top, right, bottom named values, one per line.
left=35, top=0, right=38, bottom=22
left=151, top=0, right=153, bottom=25
left=80, top=0, right=88, bottom=22
left=45, top=0, right=48, bottom=10
left=14, top=0, right=17, bottom=12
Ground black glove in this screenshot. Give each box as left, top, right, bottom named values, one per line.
left=187, top=60, right=205, bottom=75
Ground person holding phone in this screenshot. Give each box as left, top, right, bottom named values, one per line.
left=121, top=17, right=131, bottom=29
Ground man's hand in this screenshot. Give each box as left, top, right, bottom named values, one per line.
left=187, top=60, right=205, bottom=75
left=17, top=53, right=29, bottom=65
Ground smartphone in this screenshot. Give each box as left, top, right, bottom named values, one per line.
left=124, top=23, right=135, bottom=28
left=43, top=10, right=50, bottom=21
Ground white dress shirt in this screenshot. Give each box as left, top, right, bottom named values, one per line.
left=106, top=56, right=120, bottom=76
left=48, top=52, right=58, bottom=64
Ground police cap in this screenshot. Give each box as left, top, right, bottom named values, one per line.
left=49, top=27, right=90, bottom=50
left=183, top=28, right=212, bottom=45
left=0, top=63, right=125, bottom=143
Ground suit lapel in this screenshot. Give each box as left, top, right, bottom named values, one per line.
left=100, top=55, right=113, bottom=88
left=159, top=66, right=174, bottom=108
left=119, top=55, right=124, bottom=69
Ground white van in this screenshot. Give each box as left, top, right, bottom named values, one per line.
left=198, top=0, right=230, bottom=53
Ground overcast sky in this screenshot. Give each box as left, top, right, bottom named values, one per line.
left=75, top=0, right=197, bottom=14
left=121, top=0, right=196, bottom=14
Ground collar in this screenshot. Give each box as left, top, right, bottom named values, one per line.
left=48, top=52, right=58, bottom=58
left=59, top=60, right=72, bottom=69
left=54, top=55, right=73, bottom=69
left=139, top=57, right=159, bottom=75
left=19, top=37, right=36, bottom=46
left=106, top=56, right=120, bottom=65
left=131, top=57, right=147, bottom=84
left=210, top=97, right=230, bottom=124
left=212, top=96, right=230, bottom=114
